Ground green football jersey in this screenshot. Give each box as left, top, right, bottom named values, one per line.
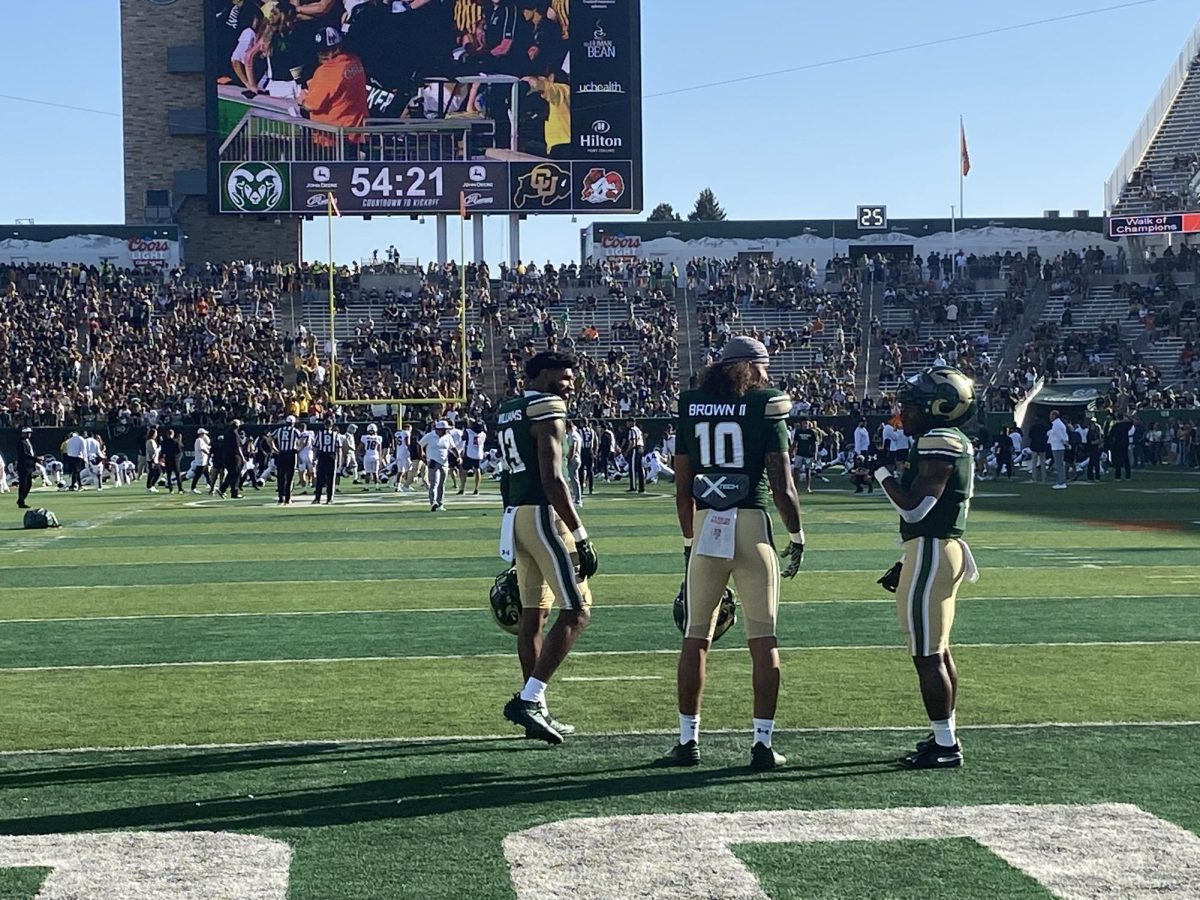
left=677, top=387, right=791, bottom=510
left=497, top=391, right=567, bottom=506
left=898, top=426, right=974, bottom=540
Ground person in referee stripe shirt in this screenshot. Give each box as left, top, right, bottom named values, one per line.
left=624, top=416, right=645, bottom=493
left=312, top=417, right=341, bottom=505
left=274, top=415, right=299, bottom=505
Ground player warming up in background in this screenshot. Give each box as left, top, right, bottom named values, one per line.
left=667, top=336, right=805, bottom=770
left=498, top=351, right=599, bottom=745
left=874, top=365, right=980, bottom=769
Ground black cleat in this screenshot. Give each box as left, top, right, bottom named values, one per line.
left=899, top=740, right=963, bottom=769
left=750, top=742, right=786, bottom=771
left=504, top=695, right=563, bottom=745
left=663, top=740, right=700, bottom=767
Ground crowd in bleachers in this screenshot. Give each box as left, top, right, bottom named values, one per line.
left=7, top=244, right=1200, bottom=433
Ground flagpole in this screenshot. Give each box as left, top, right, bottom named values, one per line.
left=959, top=115, right=966, bottom=220
left=459, top=192, right=468, bottom=407
left=328, top=192, right=336, bottom=405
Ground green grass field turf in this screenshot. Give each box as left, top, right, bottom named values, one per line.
left=0, top=471, right=1198, bottom=898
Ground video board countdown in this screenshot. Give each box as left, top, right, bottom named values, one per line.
left=206, top=0, right=642, bottom=216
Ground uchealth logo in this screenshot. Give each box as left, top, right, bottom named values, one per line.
left=226, top=163, right=286, bottom=213
left=514, top=163, right=571, bottom=209
left=581, top=168, right=625, bottom=205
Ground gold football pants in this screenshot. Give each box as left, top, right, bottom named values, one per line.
left=683, top=508, right=779, bottom=641
left=513, top=505, right=592, bottom=611
left=896, top=536, right=966, bottom=657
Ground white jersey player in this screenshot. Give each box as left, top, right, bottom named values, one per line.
left=296, top=425, right=315, bottom=492
left=361, top=424, right=383, bottom=489
left=392, top=425, right=414, bottom=492
left=644, top=448, right=675, bottom=484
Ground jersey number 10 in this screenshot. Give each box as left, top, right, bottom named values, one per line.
left=694, top=422, right=745, bottom=468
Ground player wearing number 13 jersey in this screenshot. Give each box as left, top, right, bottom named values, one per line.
left=496, top=351, right=599, bottom=746
left=668, top=336, right=806, bottom=771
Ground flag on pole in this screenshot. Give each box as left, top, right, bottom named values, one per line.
left=327, top=192, right=341, bottom=217
left=459, top=190, right=469, bottom=220
left=960, top=119, right=971, bottom=178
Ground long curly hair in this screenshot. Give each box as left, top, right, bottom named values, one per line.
left=697, top=361, right=765, bottom=399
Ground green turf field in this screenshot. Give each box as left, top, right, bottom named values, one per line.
left=1, top=471, right=1198, bottom=898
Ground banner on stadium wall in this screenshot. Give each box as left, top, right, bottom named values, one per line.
left=0, top=227, right=182, bottom=269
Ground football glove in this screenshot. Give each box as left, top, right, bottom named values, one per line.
left=781, top=539, right=805, bottom=579
left=877, top=561, right=903, bottom=593
left=576, top=539, right=599, bottom=579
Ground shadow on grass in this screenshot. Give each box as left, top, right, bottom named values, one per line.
left=0, top=742, right=904, bottom=835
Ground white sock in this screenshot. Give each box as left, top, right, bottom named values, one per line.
left=752, top=717, right=774, bottom=748
left=679, top=714, right=700, bottom=745
left=931, top=715, right=957, bottom=747
left=519, top=677, right=548, bottom=705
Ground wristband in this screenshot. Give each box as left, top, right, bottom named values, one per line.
left=788, top=530, right=805, bottom=546
left=874, top=467, right=893, bottom=486
left=682, top=537, right=693, bottom=548
left=572, top=526, right=589, bottom=543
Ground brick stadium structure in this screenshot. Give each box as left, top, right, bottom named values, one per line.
left=119, top=0, right=298, bottom=263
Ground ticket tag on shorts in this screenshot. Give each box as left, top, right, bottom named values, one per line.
left=498, top=507, right=517, bottom=563
left=958, top=539, right=980, bottom=584
left=695, top=507, right=737, bottom=559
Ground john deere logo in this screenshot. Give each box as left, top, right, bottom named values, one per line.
left=225, top=163, right=286, bottom=213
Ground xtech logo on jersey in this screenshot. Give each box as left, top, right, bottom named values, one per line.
left=221, top=163, right=291, bottom=213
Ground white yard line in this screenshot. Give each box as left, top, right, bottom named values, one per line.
left=2, top=639, right=1197, bottom=673
left=0, top=593, right=1193, bottom=625
left=1, top=720, right=1197, bottom=758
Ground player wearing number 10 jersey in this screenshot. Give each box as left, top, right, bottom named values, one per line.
left=668, top=336, right=806, bottom=771
left=496, top=351, right=599, bottom=746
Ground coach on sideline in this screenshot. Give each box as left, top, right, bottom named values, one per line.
left=419, top=420, right=454, bottom=512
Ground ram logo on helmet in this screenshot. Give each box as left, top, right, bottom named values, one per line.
left=901, top=365, right=977, bottom=426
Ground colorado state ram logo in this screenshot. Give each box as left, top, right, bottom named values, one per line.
left=225, top=163, right=286, bottom=213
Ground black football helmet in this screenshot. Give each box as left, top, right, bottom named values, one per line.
left=489, top=568, right=521, bottom=635
left=673, top=582, right=737, bottom=642
left=899, top=365, right=977, bottom=426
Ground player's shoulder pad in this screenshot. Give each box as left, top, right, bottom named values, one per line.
left=761, top=389, right=791, bottom=421
left=527, top=393, right=567, bottom=421
left=917, top=428, right=967, bottom=457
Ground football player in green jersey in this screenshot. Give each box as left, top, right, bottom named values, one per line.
left=497, top=351, right=599, bottom=745
left=666, top=336, right=806, bottom=771
left=874, top=365, right=980, bottom=770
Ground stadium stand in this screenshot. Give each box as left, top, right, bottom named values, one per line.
left=1111, top=51, right=1200, bottom=216
left=3, top=248, right=1198, bottom=431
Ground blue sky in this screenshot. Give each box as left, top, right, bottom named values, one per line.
left=1, top=0, right=1197, bottom=264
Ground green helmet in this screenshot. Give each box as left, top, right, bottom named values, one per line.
left=673, top=583, right=737, bottom=642
left=899, top=365, right=976, bottom=426
left=489, top=568, right=522, bottom=635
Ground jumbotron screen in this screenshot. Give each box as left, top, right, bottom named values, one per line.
left=205, top=0, right=642, bottom=217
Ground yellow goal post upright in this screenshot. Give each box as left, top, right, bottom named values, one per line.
left=324, top=191, right=470, bottom=432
